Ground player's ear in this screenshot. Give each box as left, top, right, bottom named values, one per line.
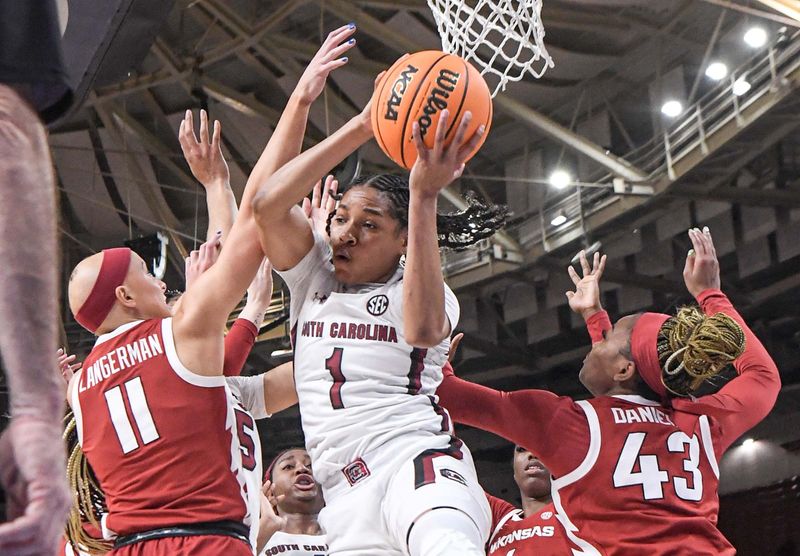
left=116, top=285, right=135, bottom=308
left=614, top=360, right=636, bottom=383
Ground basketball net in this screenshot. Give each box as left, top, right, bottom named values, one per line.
left=427, top=0, right=554, bottom=97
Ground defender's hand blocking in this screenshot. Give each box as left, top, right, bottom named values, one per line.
left=179, top=109, right=230, bottom=188
left=302, top=175, right=339, bottom=238
left=566, top=250, right=607, bottom=319
left=684, top=226, right=721, bottom=298
left=294, top=24, right=356, bottom=106
left=409, top=110, right=485, bottom=197
left=0, top=417, right=70, bottom=555
left=185, top=232, right=223, bottom=291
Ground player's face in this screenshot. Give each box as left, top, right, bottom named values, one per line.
left=578, top=314, right=639, bottom=396
left=513, top=446, right=551, bottom=499
left=328, top=186, right=407, bottom=285
left=124, top=254, right=170, bottom=319
left=271, top=449, right=324, bottom=513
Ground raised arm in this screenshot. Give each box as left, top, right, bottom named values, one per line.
left=566, top=249, right=609, bottom=343
left=674, top=228, right=780, bottom=452
left=404, top=110, right=483, bottom=347
left=179, top=109, right=237, bottom=242
left=173, top=28, right=353, bottom=373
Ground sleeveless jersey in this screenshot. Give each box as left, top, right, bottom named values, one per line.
left=259, top=531, right=328, bottom=556
left=550, top=395, right=731, bottom=555
left=486, top=496, right=568, bottom=555
left=277, top=233, right=460, bottom=492
left=71, top=318, right=262, bottom=547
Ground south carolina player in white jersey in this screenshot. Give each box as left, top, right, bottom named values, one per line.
left=64, top=28, right=355, bottom=555
left=251, top=56, right=507, bottom=553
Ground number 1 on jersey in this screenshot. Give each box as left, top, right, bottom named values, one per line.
left=326, top=347, right=346, bottom=409
left=104, top=377, right=160, bottom=454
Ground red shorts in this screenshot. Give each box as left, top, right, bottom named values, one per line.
left=109, top=535, right=252, bottom=555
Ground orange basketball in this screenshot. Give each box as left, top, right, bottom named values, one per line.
left=371, top=50, right=493, bottom=170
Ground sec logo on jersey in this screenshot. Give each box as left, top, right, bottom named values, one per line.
left=540, top=511, right=553, bottom=520
left=367, top=294, right=389, bottom=316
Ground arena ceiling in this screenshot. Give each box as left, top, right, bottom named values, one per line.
left=28, top=0, right=800, bottom=496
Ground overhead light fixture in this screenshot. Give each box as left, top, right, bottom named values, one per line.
left=271, top=348, right=293, bottom=358
left=705, top=61, right=728, bottom=81
left=550, top=212, right=567, bottom=227
left=549, top=169, right=571, bottom=189
left=660, top=100, right=683, bottom=118
left=743, top=27, right=768, bottom=48
left=732, top=77, right=751, bottom=96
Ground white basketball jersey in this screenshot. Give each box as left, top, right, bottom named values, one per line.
left=277, top=233, right=460, bottom=491
left=259, top=531, right=328, bottom=556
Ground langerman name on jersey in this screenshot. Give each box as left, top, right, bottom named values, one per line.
left=300, top=320, right=398, bottom=343
left=489, top=526, right=555, bottom=552
left=78, top=334, right=163, bottom=391
left=611, top=406, right=675, bottom=426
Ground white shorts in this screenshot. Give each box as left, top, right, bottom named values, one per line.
left=318, top=440, right=491, bottom=556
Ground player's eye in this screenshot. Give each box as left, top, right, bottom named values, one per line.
left=333, top=216, right=346, bottom=224
left=363, top=221, right=376, bottom=229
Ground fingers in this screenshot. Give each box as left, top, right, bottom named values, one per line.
left=579, top=250, right=591, bottom=277
left=567, top=264, right=581, bottom=286
left=595, top=254, right=607, bottom=281
left=449, top=110, right=472, bottom=152
left=320, top=175, right=335, bottom=209
left=688, top=228, right=706, bottom=257
left=311, top=179, right=322, bottom=209
left=433, top=109, right=450, bottom=157
left=178, top=110, right=198, bottom=150
left=456, top=125, right=485, bottom=165
left=212, top=119, right=222, bottom=150
left=199, top=109, right=209, bottom=145
left=448, top=332, right=464, bottom=363
left=683, top=247, right=696, bottom=277
left=411, top=122, right=429, bottom=162
left=322, top=23, right=356, bottom=51
left=325, top=176, right=339, bottom=213
left=373, top=70, right=386, bottom=90
left=302, top=197, right=312, bottom=218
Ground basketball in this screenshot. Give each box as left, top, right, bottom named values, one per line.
left=371, top=50, right=493, bottom=170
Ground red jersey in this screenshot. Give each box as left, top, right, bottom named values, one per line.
left=486, top=495, right=568, bottom=555
left=438, top=290, right=780, bottom=555
left=71, top=318, right=262, bottom=546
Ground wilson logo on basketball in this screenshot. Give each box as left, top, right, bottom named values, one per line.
left=417, top=69, right=460, bottom=138
left=367, top=294, right=389, bottom=316
left=384, top=65, right=419, bottom=121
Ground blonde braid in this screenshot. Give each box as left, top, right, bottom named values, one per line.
left=657, top=306, right=746, bottom=396
left=63, top=412, right=113, bottom=554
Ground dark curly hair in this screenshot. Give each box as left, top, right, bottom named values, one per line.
left=325, top=174, right=508, bottom=250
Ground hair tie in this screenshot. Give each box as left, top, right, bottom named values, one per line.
left=662, top=346, right=688, bottom=376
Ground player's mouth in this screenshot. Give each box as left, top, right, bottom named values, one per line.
left=294, top=473, right=317, bottom=491
left=524, top=462, right=546, bottom=476
left=334, top=248, right=352, bottom=263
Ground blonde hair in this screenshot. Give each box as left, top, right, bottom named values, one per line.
left=657, top=306, right=746, bottom=396
left=63, top=412, right=113, bottom=554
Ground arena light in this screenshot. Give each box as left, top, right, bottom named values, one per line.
left=660, top=100, right=683, bottom=118
left=732, top=77, right=752, bottom=96
left=549, top=169, right=571, bottom=189
left=550, top=212, right=568, bottom=227
left=705, top=61, right=728, bottom=81
left=742, top=437, right=755, bottom=447
left=743, top=26, right=768, bottom=48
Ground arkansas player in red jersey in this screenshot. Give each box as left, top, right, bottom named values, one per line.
left=486, top=447, right=569, bottom=556
left=64, top=27, right=356, bottom=555
left=438, top=228, right=780, bottom=555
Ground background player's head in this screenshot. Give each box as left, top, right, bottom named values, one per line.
left=326, top=174, right=507, bottom=285
left=68, top=248, right=169, bottom=334
left=512, top=445, right=550, bottom=500
left=578, top=307, right=745, bottom=400
left=265, top=448, right=323, bottom=515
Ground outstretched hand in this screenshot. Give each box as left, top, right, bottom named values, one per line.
left=683, top=226, right=720, bottom=298
left=179, top=109, right=230, bottom=188
left=409, top=110, right=484, bottom=198
left=566, top=250, right=607, bottom=319
left=294, top=24, right=357, bottom=106
left=0, top=416, right=71, bottom=555
left=302, top=175, right=339, bottom=238
left=185, top=232, right=223, bottom=291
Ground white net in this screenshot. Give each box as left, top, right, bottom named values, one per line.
left=427, top=0, right=554, bottom=97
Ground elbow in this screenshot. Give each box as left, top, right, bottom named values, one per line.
left=251, top=188, right=275, bottom=224
left=404, top=325, right=447, bottom=349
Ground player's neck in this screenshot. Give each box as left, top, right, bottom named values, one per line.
left=281, top=512, right=323, bottom=536
left=521, top=494, right=551, bottom=517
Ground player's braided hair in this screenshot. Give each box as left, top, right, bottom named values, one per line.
left=657, top=306, right=746, bottom=396
left=325, top=174, right=508, bottom=250
left=64, top=411, right=113, bottom=554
